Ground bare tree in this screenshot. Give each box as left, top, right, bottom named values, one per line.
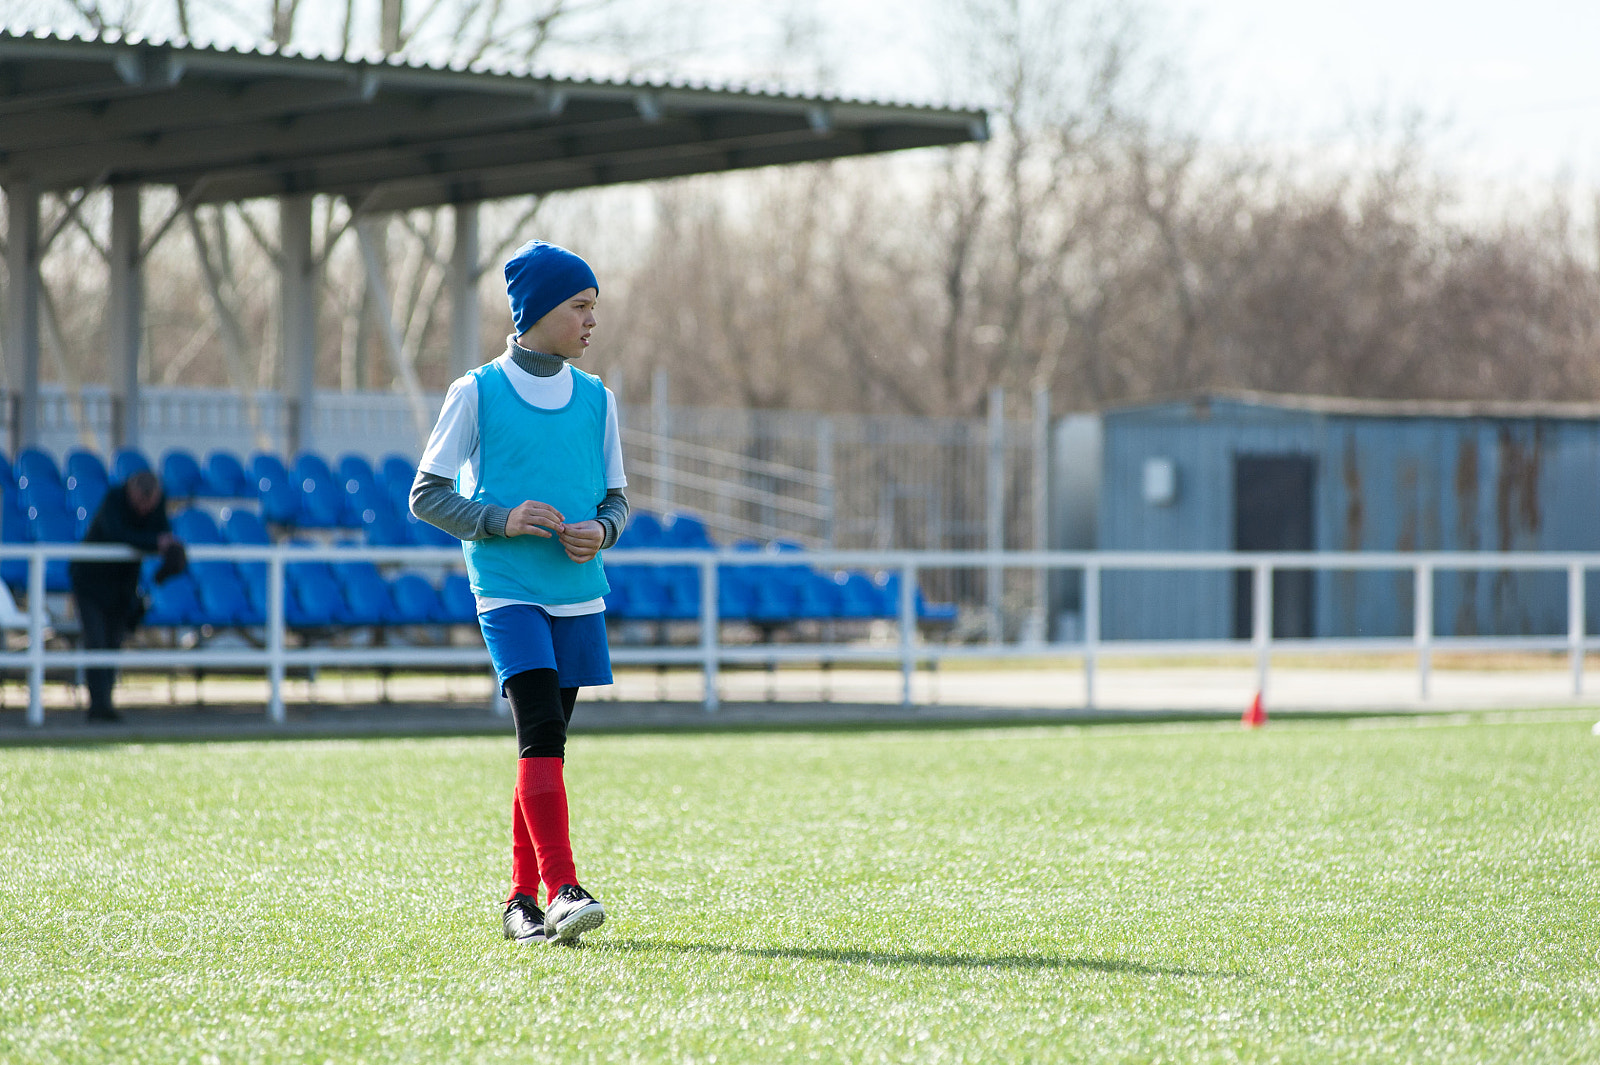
left=11, top=0, right=1600, bottom=422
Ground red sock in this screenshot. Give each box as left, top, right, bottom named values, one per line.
left=507, top=782, right=540, bottom=903
left=515, top=757, right=576, bottom=904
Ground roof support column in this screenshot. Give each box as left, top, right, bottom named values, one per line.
left=280, top=194, right=317, bottom=457
left=108, top=183, right=145, bottom=449
left=449, top=202, right=481, bottom=379
left=355, top=216, right=432, bottom=450
left=3, top=180, right=42, bottom=453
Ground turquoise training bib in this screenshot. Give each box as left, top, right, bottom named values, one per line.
left=461, top=361, right=610, bottom=606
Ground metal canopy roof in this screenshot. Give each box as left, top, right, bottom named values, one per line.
left=0, top=31, right=988, bottom=211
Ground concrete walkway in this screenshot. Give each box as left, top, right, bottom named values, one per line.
left=4, top=663, right=1597, bottom=744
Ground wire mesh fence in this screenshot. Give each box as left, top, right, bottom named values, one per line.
left=10, top=383, right=1057, bottom=638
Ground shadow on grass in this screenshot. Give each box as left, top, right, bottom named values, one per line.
left=596, top=939, right=1235, bottom=978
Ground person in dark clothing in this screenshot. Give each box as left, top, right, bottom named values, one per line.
left=70, top=469, right=179, bottom=723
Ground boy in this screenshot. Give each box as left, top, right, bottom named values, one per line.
left=411, top=240, right=628, bottom=947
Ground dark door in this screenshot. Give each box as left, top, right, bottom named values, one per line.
left=1233, top=455, right=1316, bottom=638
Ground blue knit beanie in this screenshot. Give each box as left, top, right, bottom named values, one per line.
left=504, top=240, right=598, bottom=335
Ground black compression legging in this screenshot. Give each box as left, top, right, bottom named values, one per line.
left=505, top=668, right=579, bottom=760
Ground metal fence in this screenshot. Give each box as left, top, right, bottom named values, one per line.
left=15, top=384, right=428, bottom=461
left=7, top=543, right=1598, bottom=726
left=9, top=381, right=1050, bottom=562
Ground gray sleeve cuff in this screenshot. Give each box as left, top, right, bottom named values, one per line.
left=595, top=488, right=629, bottom=550
left=483, top=505, right=510, bottom=538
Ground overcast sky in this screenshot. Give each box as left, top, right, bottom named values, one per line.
left=728, top=0, right=1600, bottom=190
left=1173, top=0, right=1600, bottom=187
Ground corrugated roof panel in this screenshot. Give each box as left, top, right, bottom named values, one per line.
left=0, top=28, right=987, bottom=205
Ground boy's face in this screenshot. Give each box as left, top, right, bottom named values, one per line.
left=518, top=288, right=597, bottom=360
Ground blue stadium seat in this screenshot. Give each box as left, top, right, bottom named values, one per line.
left=603, top=565, right=658, bottom=619
left=214, top=511, right=272, bottom=619
left=667, top=566, right=706, bottom=619
left=236, top=561, right=269, bottom=618
left=290, top=453, right=344, bottom=528
left=405, top=509, right=457, bottom=547
left=749, top=569, right=801, bottom=624
left=378, top=454, right=418, bottom=517
left=21, top=481, right=71, bottom=521
left=1, top=492, right=30, bottom=590
left=112, top=447, right=151, bottom=483
left=188, top=560, right=260, bottom=626
left=65, top=450, right=108, bottom=526
left=600, top=568, right=634, bottom=618
left=388, top=573, right=445, bottom=624
left=64, top=450, right=107, bottom=489
left=297, top=479, right=345, bottom=527
left=795, top=571, right=842, bottom=619
left=0, top=447, right=13, bottom=493
left=222, top=508, right=272, bottom=546
left=867, top=573, right=900, bottom=619
left=380, top=454, right=417, bottom=488
left=333, top=560, right=395, bottom=625
left=715, top=544, right=764, bottom=620
left=294, top=451, right=337, bottom=486
left=338, top=454, right=380, bottom=495
left=16, top=448, right=64, bottom=495
left=285, top=553, right=334, bottom=583
left=70, top=501, right=102, bottom=540
left=620, top=512, right=664, bottom=548
left=286, top=566, right=351, bottom=627
left=250, top=454, right=299, bottom=526
left=662, top=513, right=713, bottom=549
left=143, top=574, right=203, bottom=627
left=15, top=449, right=68, bottom=519
left=835, top=572, right=891, bottom=618
left=337, top=454, right=385, bottom=526
left=160, top=450, right=206, bottom=499
left=438, top=573, right=477, bottom=623
left=876, top=572, right=959, bottom=623
left=360, top=501, right=412, bottom=547
left=766, top=542, right=818, bottom=589
left=171, top=508, right=224, bottom=544
left=203, top=451, right=250, bottom=498
left=716, top=567, right=754, bottom=620
left=17, top=480, right=68, bottom=523
left=344, top=482, right=389, bottom=529
left=26, top=501, right=76, bottom=591
left=647, top=570, right=689, bottom=620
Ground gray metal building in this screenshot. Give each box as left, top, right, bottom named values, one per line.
left=1091, top=392, right=1600, bottom=641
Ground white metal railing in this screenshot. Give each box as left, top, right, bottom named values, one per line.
left=5, top=544, right=1598, bottom=726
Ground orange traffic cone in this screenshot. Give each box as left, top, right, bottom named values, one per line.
left=1242, top=691, right=1267, bottom=729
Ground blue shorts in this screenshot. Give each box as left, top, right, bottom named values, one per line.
left=477, top=605, right=613, bottom=691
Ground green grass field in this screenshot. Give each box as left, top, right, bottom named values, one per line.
left=3, top=716, right=1598, bottom=1064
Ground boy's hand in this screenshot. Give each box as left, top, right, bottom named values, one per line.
left=506, top=501, right=564, bottom=538
left=557, top=520, right=604, bottom=563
